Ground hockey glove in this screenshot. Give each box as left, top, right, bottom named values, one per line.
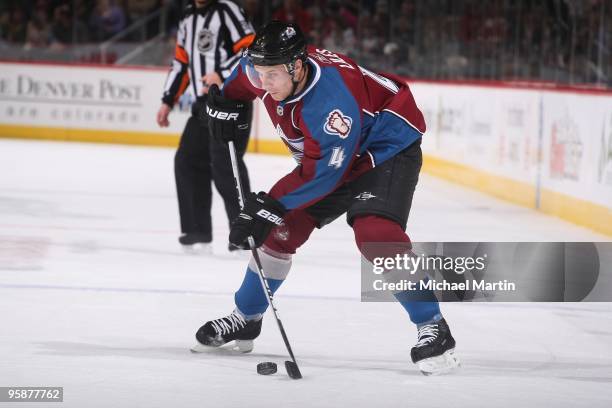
left=205, top=84, right=251, bottom=143
left=229, top=192, right=286, bottom=249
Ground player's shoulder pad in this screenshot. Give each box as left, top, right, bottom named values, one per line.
left=300, top=66, right=359, bottom=139
left=300, top=98, right=357, bottom=141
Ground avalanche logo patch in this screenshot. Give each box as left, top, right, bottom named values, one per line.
left=324, top=109, right=352, bottom=139
left=281, top=27, right=296, bottom=41
left=197, top=29, right=214, bottom=53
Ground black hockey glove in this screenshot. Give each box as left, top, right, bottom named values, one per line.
left=205, top=84, right=251, bottom=143
left=229, top=192, right=286, bottom=249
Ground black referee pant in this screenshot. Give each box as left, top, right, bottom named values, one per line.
left=174, top=115, right=251, bottom=240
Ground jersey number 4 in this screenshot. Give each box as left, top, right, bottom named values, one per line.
left=328, top=147, right=346, bottom=169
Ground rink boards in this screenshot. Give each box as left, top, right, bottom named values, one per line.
left=0, top=61, right=610, bottom=236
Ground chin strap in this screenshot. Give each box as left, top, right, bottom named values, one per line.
left=281, top=60, right=308, bottom=103
left=289, top=78, right=300, bottom=98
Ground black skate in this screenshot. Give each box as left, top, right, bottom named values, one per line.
left=411, top=318, right=460, bottom=375
left=191, top=310, right=262, bottom=353
left=179, top=233, right=212, bottom=254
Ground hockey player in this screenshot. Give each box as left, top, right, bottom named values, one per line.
left=191, top=21, right=460, bottom=375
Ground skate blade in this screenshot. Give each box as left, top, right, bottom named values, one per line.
left=181, top=243, right=213, bottom=255
left=417, top=349, right=460, bottom=376
left=227, top=249, right=251, bottom=259
left=190, top=339, right=254, bottom=354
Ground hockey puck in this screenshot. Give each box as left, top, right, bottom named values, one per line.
left=257, top=362, right=277, bottom=375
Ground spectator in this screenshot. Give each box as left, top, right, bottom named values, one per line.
left=307, top=11, right=324, bottom=46
left=339, top=0, right=358, bottom=32
left=372, top=0, right=390, bottom=41
left=243, top=0, right=266, bottom=31
left=5, top=8, right=27, bottom=43
left=356, top=13, right=383, bottom=66
left=89, top=0, right=127, bottom=41
left=0, top=9, right=10, bottom=41
left=390, top=13, right=416, bottom=75
left=24, top=8, right=51, bottom=49
left=126, top=0, right=158, bottom=40
left=74, top=0, right=93, bottom=25
left=50, top=4, right=72, bottom=44
left=273, top=0, right=313, bottom=36
left=50, top=4, right=89, bottom=45
left=126, top=0, right=157, bottom=23
left=322, top=17, right=354, bottom=56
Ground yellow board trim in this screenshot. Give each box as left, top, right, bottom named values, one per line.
left=1, top=125, right=610, bottom=237
left=246, top=138, right=291, bottom=155
left=539, top=189, right=612, bottom=237
left=0, top=124, right=180, bottom=147
left=0, top=123, right=279, bottom=154
left=422, top=155, right=612, bottom=237
left=422, top=155, right=537, bottom=209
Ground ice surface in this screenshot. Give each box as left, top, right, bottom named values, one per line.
left=0, top=139, right=610, bottom=408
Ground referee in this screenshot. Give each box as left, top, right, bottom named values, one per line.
left=156, top=0, right=254, bottom=252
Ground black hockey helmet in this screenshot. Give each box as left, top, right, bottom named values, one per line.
left=246, top=21, right=307, bottom=68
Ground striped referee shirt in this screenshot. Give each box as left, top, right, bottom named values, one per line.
left=161, top=0, right=254, bottom=106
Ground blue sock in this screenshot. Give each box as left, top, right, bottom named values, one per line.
left=394, top=286, right=441, bottom=326
left=234, top=266, right=284, bottom=319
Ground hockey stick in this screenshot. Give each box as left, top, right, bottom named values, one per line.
left=227, top=140, right=303, bottom=380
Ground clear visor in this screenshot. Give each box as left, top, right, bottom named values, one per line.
left=245, top=62, right=292, bottom=90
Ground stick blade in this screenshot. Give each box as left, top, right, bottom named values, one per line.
left=285, top=360, right=302, bottom=379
